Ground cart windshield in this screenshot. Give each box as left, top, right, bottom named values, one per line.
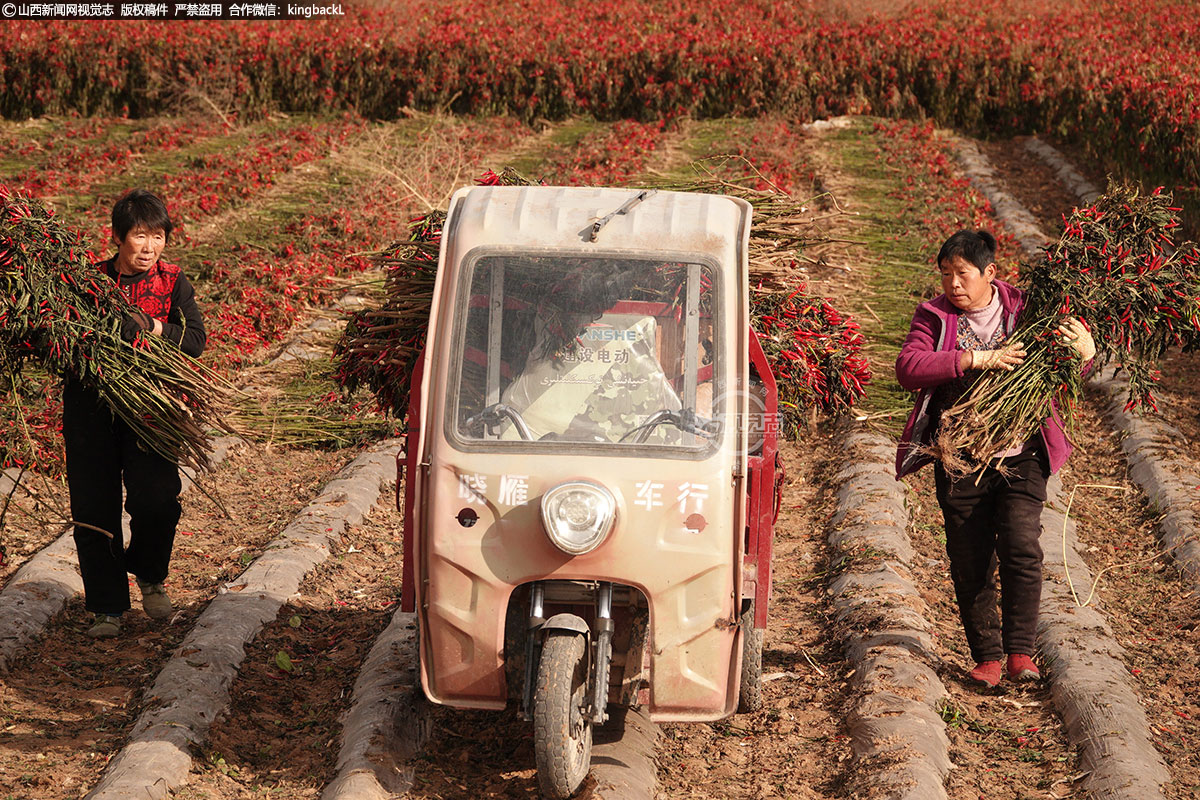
left=448, top=253, right=722, bottom=454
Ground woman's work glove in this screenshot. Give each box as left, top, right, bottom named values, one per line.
left=120, top=310, right=154, bottom=342
left=1056, top=317, right=1096, bottom=361
left=969, top=340, right=1026, bottom=371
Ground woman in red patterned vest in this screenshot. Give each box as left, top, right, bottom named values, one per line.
left=65, top=189, right=207, bottom=639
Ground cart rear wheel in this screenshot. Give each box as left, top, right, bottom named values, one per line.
left=738, top=604, right=763, bottom=713
left=534, top=631, right=593, bottom=799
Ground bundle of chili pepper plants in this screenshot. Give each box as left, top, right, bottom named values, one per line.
left=934, top=182, right=1200, bottom=474
left=332, top=208, right=444, bottom=420
left=334, top=168, right=870, bottom=435
left=0, top=186, right=235, bottom=474
left=753, top=285, right=870, bottom=437
left=0, top=375, right=62, bottom=474
left=650, top=158, right=849, bottom=291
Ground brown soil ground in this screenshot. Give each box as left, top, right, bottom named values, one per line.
left=981, top=138, right=1088, bottom=239
left=653, top=122, right=858, bottom=800
left=654, top=435, right=853, bottom=800
left=404, top=707, right=538, bottom=799
left=0, top=445, right=358, bottom=798
left=175, top=496, right=402, bottom=798
left=1152, top=350, right=1200, bottom=468
left=1060, top=389, right=1200, bottom=799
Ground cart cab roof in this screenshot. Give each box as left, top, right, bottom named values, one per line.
left=444, top=185, right=752, bottom=266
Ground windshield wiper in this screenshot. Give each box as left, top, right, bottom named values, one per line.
left=465, top=403, right=533, bottom=441
left=619, top=408, right=721, bottom=444
left=588, top=189, right=656, bottom=243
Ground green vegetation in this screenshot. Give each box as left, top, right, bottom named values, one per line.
left=823, top=121, right=930, bottom=431
left=235, top=353, right=397, bottom=449
left=502, top=117, right=603, bottom=180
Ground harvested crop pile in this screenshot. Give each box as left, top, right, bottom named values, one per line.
left=753, top=286, right=869, bottom=436
left=0, top=186, right=234, bottom=474
left=334, top=168, right=870, bottom=434
left=333, top=208, right=442, bottom=421
left=935, top=182, right=1200, bottom=471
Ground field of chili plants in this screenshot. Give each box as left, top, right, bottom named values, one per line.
left=1, top=101, right=1199, bottom=798
left=2, top=0, right=1200, bottom=793
left=3, top=0, right=1199, bottom=226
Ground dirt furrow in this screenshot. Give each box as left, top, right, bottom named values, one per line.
left=1020, top=138, right=1102, bottom=205
left=587, top=709, right=659, bottom=800
left=901, top=466, right=1080, bottom=798
left=1092, top=368, right=1200, bottom=587
left=650, top=116, right=864, bottom=800
left=0, top=445, right=354, bottom=796
left=1058, top=389, right=1200, bottom=798
left=321, top=610, right=425, bottom=800
left=174, top=489, right=409, bottom=799
left=951, top=137, right=1050, bottom=260
left=656, top=435, right=849, bottom=800
left=84, top=440, right=399, bottom=799
left=1038, top=473, right=1171, bottom=798
left=828, top=429, right=951, bottom=799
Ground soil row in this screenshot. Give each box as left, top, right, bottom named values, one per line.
left=950, top=133, right=1200, bottom=798
left=827, top=430, right=951, bottom=799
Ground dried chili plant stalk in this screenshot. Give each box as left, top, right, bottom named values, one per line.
left=0, top=186, right=235, bottom=474
left=935, top=181, right=1200, bottom=473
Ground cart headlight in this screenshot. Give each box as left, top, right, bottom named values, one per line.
left=540, top=480, right=617, bottom=555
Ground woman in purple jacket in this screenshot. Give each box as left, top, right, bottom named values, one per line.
left=895, top=230, right=1094, bottom=688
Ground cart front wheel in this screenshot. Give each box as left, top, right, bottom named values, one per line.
left=738, top=604, right=764, bottom=713
left=534, top=631, right=593, bottom=799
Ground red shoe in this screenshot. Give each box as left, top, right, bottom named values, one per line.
left=1007, top=654, right=1041, bottom=681
left=969, top=660, right=1003, bottom=688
